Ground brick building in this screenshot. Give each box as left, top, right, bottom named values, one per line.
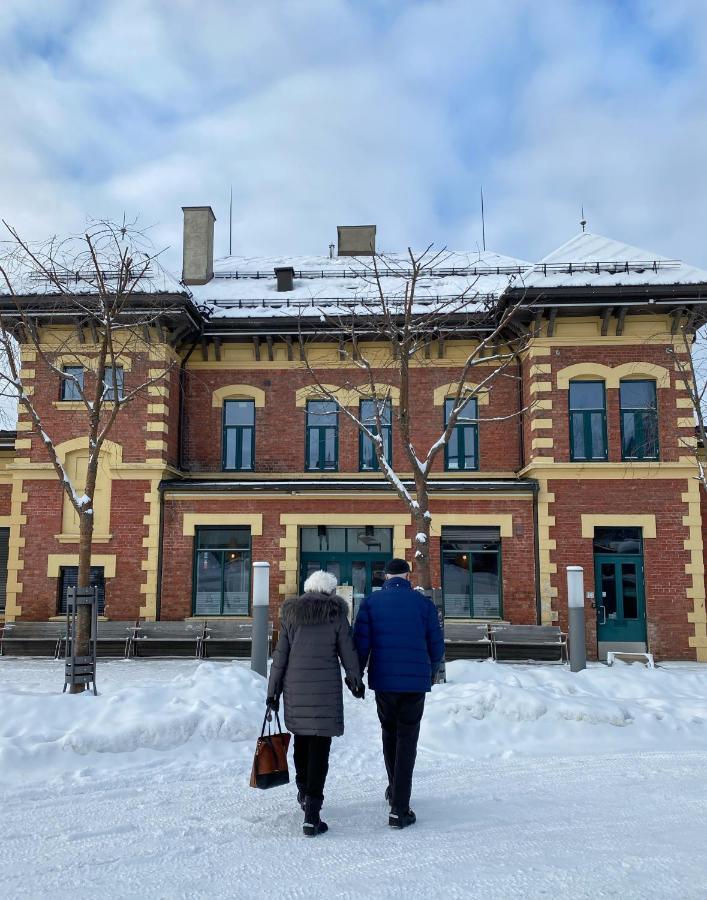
left=0, top=207, right=705, bottom=662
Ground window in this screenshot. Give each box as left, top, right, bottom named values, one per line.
left=620, top=381, right=659, bottom=460
left=58, top=566, right=105, bottom=615
left=103, top=366, right=124, bottom=401
left=360, top=399, right=392, bottom=471
left=444, top=397, right=478, bottom=471
left=60, top=366, right=84, bottom=401
left=306, top=400, right=338, bottom=471
left=593, top=526, right=642, bottom=556
left=223, top=400, right=255, bottom=471
left=441, top=526, right=501, bottom=618
left=193, top=527, right=251, bottom=616
left=569, top=381, right=607, bottom=461
left=0, top=527, right=8, bottom=612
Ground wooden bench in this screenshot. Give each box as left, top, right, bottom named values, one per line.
left=132, top=621, right=206, bottom=658
left=0, top=621, right=67, bottom=658
left=202, top=620, right=273, bottom=659
left=96, top=621, right=139, bottom=659
left=444, top=622, right=492, bottom=661
left=490, top=624, right=568, bottom=663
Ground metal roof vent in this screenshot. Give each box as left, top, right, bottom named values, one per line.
left=337, top=225, right=376, bottom=256
left=274, top=266, right=295, bottom=292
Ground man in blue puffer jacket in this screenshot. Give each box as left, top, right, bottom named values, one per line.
left=354, top=557, right=444, bottom=829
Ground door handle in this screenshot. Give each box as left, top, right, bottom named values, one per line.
left=597, top=605, right=607, bottom=625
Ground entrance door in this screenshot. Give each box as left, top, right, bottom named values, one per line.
left=594, top=555, right=646, bottom=650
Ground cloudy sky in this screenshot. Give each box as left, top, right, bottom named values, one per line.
left=1, top=0, right=706, bottom=274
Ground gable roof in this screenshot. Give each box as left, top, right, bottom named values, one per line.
left=520, top=232, right=707, bottom=290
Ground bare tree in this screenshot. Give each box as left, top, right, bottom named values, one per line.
left=299, top=246, right=532, bottom=591
left=0, top=219, right=187, bottom=692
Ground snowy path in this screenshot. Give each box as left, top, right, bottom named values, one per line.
left=2, top=659, right=707, bottom=899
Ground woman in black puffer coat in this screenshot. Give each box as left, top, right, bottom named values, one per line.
left=267, top=570, right=363, bottom=836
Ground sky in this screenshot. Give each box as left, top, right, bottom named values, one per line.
left=1, top=0, right=707, bottom=275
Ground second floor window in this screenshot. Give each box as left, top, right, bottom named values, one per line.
left=620, top=380, right=659, bottom=460
left=306, top=400, right=338, bottom=471
left=445, top=397, right=478, bottom=471
left=60, top=366, right=84, bottom=401
left=360, top=399, right=392, bottom=471
left=569, top=381, right=607, bottom=461
left=223, top=400, right=255, bottom=471
left=103, top=366, right=124, bottom=401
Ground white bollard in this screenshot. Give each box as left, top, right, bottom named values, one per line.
left=251, top=562, right=270, bottom=678
left=567, top=565, right=586, bottom=672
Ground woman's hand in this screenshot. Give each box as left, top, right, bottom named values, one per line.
left=266, top=695, right=279, bottom=712
left=345, top=676, right=365, bottom=700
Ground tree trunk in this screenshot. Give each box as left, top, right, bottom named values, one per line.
left=412, top=511, right=432, bottom=592
left=69, top=511, right=93, bottom=694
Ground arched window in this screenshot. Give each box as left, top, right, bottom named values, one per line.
left=568, top=381, right=607, bottom=461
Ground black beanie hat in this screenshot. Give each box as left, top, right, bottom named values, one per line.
left=385, top=558, right=410, bottom=576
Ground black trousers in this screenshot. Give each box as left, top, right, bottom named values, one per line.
left=293, top=734, right=332, bottom=801
left=375, top=691, right=426, bottom=813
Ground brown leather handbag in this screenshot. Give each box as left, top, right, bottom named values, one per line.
left=249, top=710, right=291, bottom=789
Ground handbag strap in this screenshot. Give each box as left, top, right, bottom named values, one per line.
left=261, top=708, right=283, bottom=737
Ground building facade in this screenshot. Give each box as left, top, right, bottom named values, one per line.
left=0, top=208, right=705, bottom=662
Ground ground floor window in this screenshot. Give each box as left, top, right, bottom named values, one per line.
left=441, top=526, right=502, bottom=618
left=58, top=566, right=105, bottom=615
left=193, top=527, right=251, bottom=616
left=0, top=527, right=8, bottom=612
left=299, top=525, right=391, bottom=616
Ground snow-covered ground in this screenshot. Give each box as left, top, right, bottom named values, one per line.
left=2, top=657, right=707, bottom=899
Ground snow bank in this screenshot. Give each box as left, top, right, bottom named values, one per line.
left=422, top=660, right=707, bottom=758
left=0, top=662, right=265, bottom=784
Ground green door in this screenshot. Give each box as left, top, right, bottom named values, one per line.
left=299, top=555, right=387, bottom=617
left=594, top=554, right=646, bottom=645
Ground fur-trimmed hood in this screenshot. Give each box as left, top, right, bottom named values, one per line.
left=280, top=591, right=349, bottom=627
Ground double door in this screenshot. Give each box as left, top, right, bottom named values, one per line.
left=594, top=554, right=646, bottom=646
left=300, top=554, right=387, bottom=618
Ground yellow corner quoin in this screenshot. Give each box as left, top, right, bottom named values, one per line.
left=580, top=514, right=657, bottom=539
left=212, top=384, right=266, bottom=408
left=139, top=478, right=162, bottom=620
left=556, top=362, right=671, bottom=390
left=682, top=481, right=707, bottom=660
left=278, top=513, right=412, bottom=596
left=431, top=382, right=490, bottom=407
left=3, top=478, right=28, bottom=622
left=182, top=513, right=264, bottom=536
left=46, top=554, right=117, bottom=579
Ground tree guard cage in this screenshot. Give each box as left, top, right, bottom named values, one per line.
left=63, top=585, right=98, bottom=695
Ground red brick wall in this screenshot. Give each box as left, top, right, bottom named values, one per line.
left=0, top=482, right=12, bottom=516
left=548, top=477, right=693, bottom=660
left=182, top=365, right=523, bottom=474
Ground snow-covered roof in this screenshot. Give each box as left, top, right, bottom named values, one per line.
left=190, top=250, right=531, bottom=319
left=520, top=232, right=707, bottom=290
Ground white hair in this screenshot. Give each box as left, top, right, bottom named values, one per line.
left=303, top=570, right=338, bottom=596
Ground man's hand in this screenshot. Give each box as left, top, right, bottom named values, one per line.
left=266, top=695, right=279, bottom=712
left=345, top=676, right=365, bottom=699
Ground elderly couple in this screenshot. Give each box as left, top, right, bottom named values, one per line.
left=266, top=558, right=445, bottom=837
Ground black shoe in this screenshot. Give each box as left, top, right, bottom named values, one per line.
left=296, top=783, right=306, bottom=811
left=389, top=808, right=416, bottom=829
left=303, top=796, right=329, bottom=837
left=384, top=785, right=392, bottom=807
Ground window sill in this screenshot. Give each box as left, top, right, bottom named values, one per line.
left=185, top=615, right=253, bottom=621
left=49, top=615, right=108, bottom=622
left=54, top=533, right=113, bottom=544
left=52, top=401, right=86, bottom=410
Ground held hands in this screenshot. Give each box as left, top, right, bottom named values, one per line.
left=345, top=676, right=366, bottom=700
left=266, top=695, right=279, bottom=713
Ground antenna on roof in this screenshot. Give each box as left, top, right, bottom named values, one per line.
left=480, top=186, right=486, bottom=251
left=229, top=186, right=233, bottom=256
left=580, top=205, right=587, bottom=233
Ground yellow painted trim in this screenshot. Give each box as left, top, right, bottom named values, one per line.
left=146, top=439, right=168, bottom=452
left=432, top=382, right=490, bottom=407
left=139, top=478, right=162, bottom=620
left=54, top=533, right=112, bottom=544
left=212, top=384, right=266, bottom=408
left=556, top=362, right=671, bottom=390
left=147, top=403, right=169, bottom=416
left=47, top=554, right=116, bottom=578
left=580, top=514, right=657, bottom=539
left=279, top=513, right=411, bottom=596
left=0, top=516, right=11, bottom=527
left=533, top=399, right=553, bottom=411
left=15, top=422, right=31, bottom=432
left=531, top=419, right=553, bottom=430
left=682, top=479, right=707, bottom=659
left=535, top=481, right=557, bottom=624
left=294, top=383, right=401, bottom=408
left=2, top=478, right=26, bottom=621
left=429, top=514, right=513, bottom=538
left=529, top=381, right=552, bottom=395
left=146, top=421, right=169, bottom=433
left=678, top=417, right=696, bottom=429
left=21, top=369, right=35, bottom=379
left=182, top=513, right=264, bottom=536
left=520, top=460, right=697, bottom=480
left=676, top=397, right=694, bottom=408
left=51, top=401, right=88, bottom=411
left=529, top=364, right=551, bottom=377
left=531, top=437, right=554, bottom=449
left=148, top=385, right=169, bottom=398
left=14, top=439, right=31, bottom=450
left=49, top=353, right=133, bottom=372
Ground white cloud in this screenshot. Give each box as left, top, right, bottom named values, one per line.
left=1, top=0, right=706, bottom=275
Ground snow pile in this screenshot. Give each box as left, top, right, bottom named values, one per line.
left=422, top=660, right=707, bottom=758
left=0, top=661, right=265, bottom=784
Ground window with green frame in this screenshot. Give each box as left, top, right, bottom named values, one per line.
left=620, top=380, right=659, bottom=460
left=444, top=397, right=478, bottom=471
left=222, top=399, right=255, bottom=470
left=441, top=526, right=502, bottom=618
left=360, top=399, right=392, bottom=471
left=193, top=527, right=251, bottom=615
left=306, top=400, right=338, bottom=471
left=569, top=381, right=607, bottom=461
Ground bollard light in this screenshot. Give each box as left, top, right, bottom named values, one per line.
left=251, top=562, right=270, bottom=678
left=566, top=565, right=586, bottom=672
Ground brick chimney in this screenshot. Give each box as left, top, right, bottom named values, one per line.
left=337, top=225, right=376, bottom=256
left=182, top=206, right=216, bottom=285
